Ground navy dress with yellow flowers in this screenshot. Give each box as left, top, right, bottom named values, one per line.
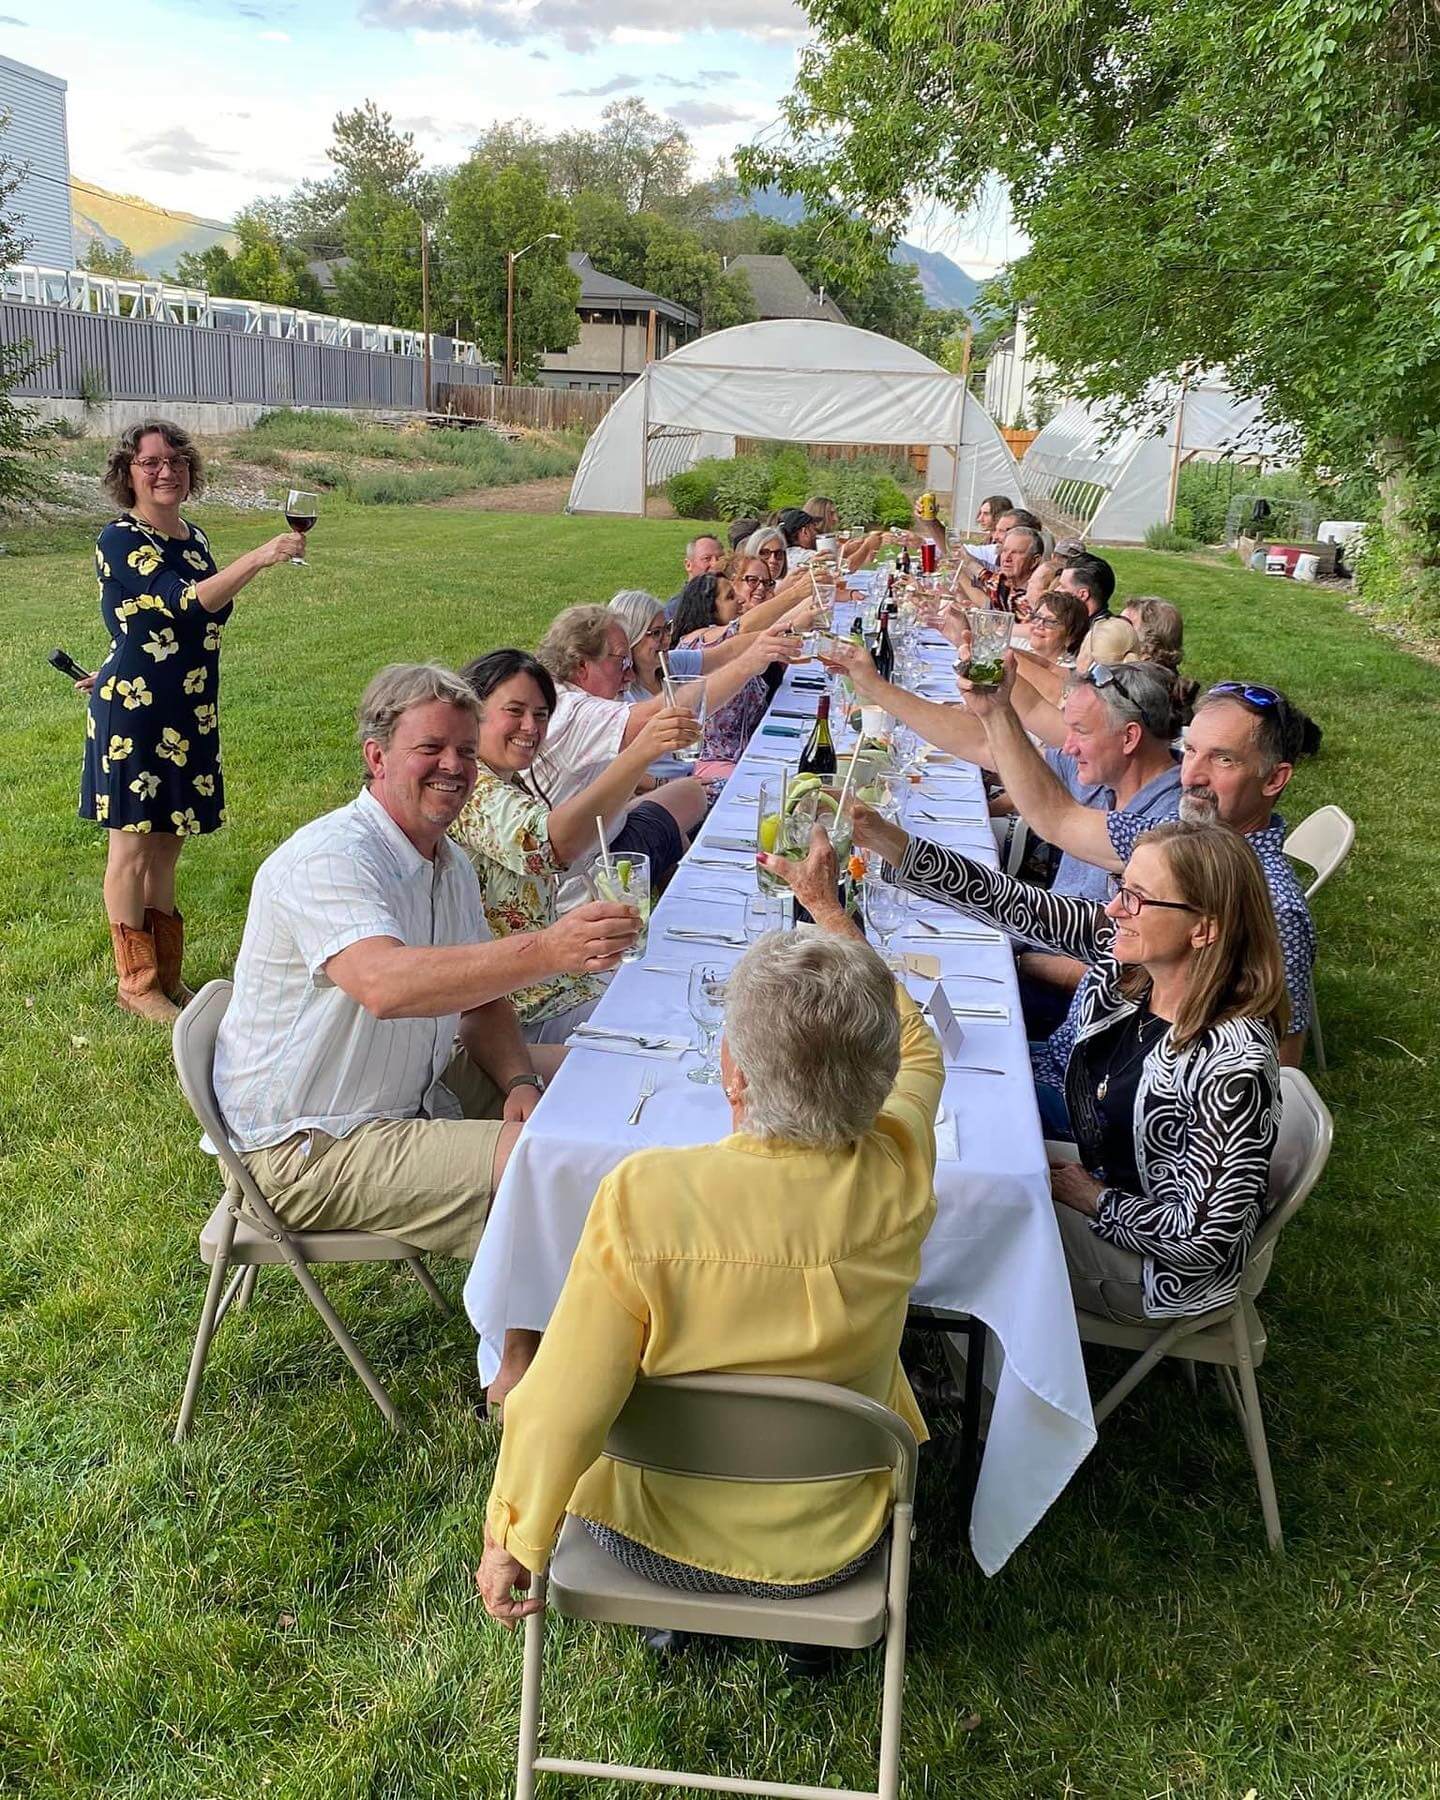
left=79, top=514, right=230, bottom=836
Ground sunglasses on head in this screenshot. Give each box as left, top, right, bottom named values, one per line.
left=1085, top=662, right=1144, bottom=697
left=1206, top=681, right=1284, bottom=710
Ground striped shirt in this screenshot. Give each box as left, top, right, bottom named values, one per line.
left=213, top=788, right=490, bottom=1151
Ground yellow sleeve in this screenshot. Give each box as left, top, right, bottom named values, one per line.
left=485, top=1172, right=649, bottom=1572
left=881, top=984, right=944, bottom=1171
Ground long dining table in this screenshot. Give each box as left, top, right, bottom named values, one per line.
left=463, top=601, right=1097, bottom=1575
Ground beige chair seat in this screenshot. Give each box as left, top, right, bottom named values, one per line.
left=1078, top=1303, right=1268, bottom=1367
left=549, top=1515, right=891, bottom=1649
left=199, top=1200, right=422, bottom=1268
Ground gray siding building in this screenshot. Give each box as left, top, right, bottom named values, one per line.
left=538, top=253, right=698, bottom=393
left=0, top=54, right=74, bottom=268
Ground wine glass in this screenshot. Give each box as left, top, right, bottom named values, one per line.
left=863, top=879, right=910, bottom=971
left=284, top=489, right=319, bottom=567
left=686, top=964, right=727, bottom=1085
left=743, top=891, right=784, bottom=940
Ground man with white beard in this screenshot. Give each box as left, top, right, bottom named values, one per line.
left=967, top=671, right=1317, bottom=1073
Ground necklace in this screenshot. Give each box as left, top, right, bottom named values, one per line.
left=1095, top=1011, right=1164, bottom=1104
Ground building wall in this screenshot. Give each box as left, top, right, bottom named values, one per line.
left=0, top=55, right=74, bottom=268
left=539, top=308, right=693, bottom=391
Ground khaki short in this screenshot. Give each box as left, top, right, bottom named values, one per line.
left=235, top=1049, right=506, bottom=1260
left=1054, top=1200, right=1148, bottom=1324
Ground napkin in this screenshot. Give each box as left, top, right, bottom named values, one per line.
left=935, top=1105, right=961, bottom=1164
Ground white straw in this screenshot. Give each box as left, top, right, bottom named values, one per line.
left=835, top=734, right=863, bottom=824
left=658, top=648, right=678, bottom=709
left=595, top=815, right=614, bottom=884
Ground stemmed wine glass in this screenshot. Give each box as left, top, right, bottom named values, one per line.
left=862, top=878, right=910, bottom=972
left=285, top=489, right=319, bottom=567
left=686, top=964, right=727, bottom=1085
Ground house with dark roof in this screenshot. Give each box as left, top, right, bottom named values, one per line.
left=722, top=254, right=848, bottom=325
left=538, top=253, right=700, bottom=393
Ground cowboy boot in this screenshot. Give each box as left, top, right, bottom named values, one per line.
left=109, top=920, right=181, bottom=1024
left=146, top=906, right=194, bottom=1007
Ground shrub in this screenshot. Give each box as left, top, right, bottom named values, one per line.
left=871, top=475, right=914, bottom=527
left=1144, top=520, right=1202, bottom=552
left=712, top=455, right=774, bottom=522
left=666, top=466, right=721, bottom=519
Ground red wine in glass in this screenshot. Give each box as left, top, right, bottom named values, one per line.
left=285, top=489, right=318, bottom=566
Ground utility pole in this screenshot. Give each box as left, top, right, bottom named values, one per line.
left=1166, top=367, right=1194, bottom=525
left=505, top=251, right=516, bottom=388
left=420, top=218, right=432, bottom=413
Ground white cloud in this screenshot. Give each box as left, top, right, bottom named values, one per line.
left=666, top=100, right=758, bottom=127
left=258, top=28, right=290, bottom=40
left=559, top=74, right=641, bottom=97
left=128, top=128, right=235, bottom=176
left=358, top=0, right=805, bottom=50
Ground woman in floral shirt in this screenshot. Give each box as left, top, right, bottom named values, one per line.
left=450, top=651, right=696, bottom=1042
left=77, top=419, right=302, bottom=1023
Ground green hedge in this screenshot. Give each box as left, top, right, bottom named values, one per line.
left=666, top=447, right=916, bottom=529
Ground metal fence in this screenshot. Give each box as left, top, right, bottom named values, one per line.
left=2, top=300, right=492, bottom=410
left=436, top=381, right=613, bottom=432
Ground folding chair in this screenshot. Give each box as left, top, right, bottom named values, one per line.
left=515, top=1374, right=919, bottom=1800
left=170, top=979, right=450, bottom=1443
left=1075, top=1068, right=1333, bottom=1552
left=1284, top=804, right=1356, bottom=1071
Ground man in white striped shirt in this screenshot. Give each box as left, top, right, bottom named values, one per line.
left=213, top=664, right=638, bottom=1283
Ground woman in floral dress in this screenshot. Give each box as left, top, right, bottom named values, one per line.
left=78, top=420, right=303, bottom=1022
left=451, top=650, right=696, bottom=1043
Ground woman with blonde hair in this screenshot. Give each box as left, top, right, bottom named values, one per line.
left=1075, top=613, right=1141, bottom=674
left=850, top=807, right=1286, bottom=1322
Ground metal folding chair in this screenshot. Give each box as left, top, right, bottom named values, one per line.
left=1075, top=1068, right=1333, bottom=1551
left=170, top=979, right=450, bottom=1442
left=1284, top=803, right=1356, bottom=1071
left=515, top=1374, right=919, bottom=1800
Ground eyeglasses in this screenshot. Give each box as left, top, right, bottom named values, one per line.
left=1105, top=875, right=1199, bottom=917
left=1206, top=681, right=1283, bottom=709
left=737, top=572, right=773, bottom=588
left=1030, top=611, right=1059, bottom=628
left=132, top=455, right=188, bottom=474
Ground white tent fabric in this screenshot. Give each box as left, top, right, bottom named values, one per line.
left=1022, top=377, right=1289, bottom=543
left=566, top=319, right=1025, bottom=520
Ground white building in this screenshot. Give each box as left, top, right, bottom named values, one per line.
left=983, top=312, right=1067, bottom=429
left=0, top=54, right=74, bottom=268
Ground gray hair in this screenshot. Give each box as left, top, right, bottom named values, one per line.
left=742, top=526, right=787, bottom=558
left=1067, top=659, right=1176, bottom=741
left=536, top=604, right=621, bottom=682
left=1003, top=525, right=1045, bottom=560
left=686, top=533, right=723, bottom=558
left=724, top=928, right=901, bottom=1147
left=357, top=663, right=480, bottom=770
left=608, top=588, right=667, bottom=646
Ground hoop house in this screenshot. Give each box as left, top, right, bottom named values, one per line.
left=1022, top=378, right=1288, bottom=542
left=565, top=318, right=1025, bottom=520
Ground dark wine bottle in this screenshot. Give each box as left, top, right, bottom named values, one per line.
left=874, top=607, right=895, bottom=682
left=797, top=695, right=837, bottom=778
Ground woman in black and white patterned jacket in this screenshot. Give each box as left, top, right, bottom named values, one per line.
left=852, top=810, right=1288, bottom=1322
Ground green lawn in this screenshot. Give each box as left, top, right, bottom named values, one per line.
left=2, top=511, right=1438, bottom=1797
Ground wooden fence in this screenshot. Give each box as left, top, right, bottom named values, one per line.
left=1000, top=427, right=1039, bottom=461
left=436, top=382, right=614, bottom=432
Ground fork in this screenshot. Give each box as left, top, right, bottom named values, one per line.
left=627, top=1067, right=658, bottom=1125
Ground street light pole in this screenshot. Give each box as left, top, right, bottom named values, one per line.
left=505, top=232, right=561, bottom=389
left=420, top=218, right=432, bottom=412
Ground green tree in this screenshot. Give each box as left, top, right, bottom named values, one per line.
left=739, top=0, right=1440, bottom=580
left=334, top=184, right=427, bottom=328
left=443, top=155, right=579, bottom=378
left=82, top=239, right=142, bottom=277
left=0, top=133, right=51, bottom=501
left=174, top=208, right=327, bottom=309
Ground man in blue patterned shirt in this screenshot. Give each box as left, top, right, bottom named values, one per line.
left=971, top=672, right=1317, bottom=1086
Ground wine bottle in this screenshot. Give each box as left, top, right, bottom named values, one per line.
left=797, top=695, right=837, bottom=778
left=874, top=606, right=895, bottom=682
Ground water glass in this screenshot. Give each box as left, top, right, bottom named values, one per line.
left=862, top=878, right=910, bottom=969
left=669, top=687, right=707, bottom=766
left=686, top=964, right=727, bottom=1085
left=755, top=775, right=852, bottom=898
left=962, top=609, right=1015, bottom=687
left=585, top=852, right=650, bottom=964
left=743, top=891, right=785, bottom=940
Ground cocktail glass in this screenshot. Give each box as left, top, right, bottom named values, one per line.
left=962, top=609, right=1015, bottom=687
left=586, top=851, right=650, bottom=963
left=756, top=775, right=853, bottom=898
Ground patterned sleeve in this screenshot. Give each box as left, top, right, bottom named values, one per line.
left=894, top=835, right=1117, bottom=966
left=97, top=522, right=210, bottom=632
left=1276, top=900, right=1315, bottom=1038
left=1093, top=1021, right=1279, bottom=1288
left=451, top=776, right=564, bottom=879
left=1105, top=809, right=1145, bottom=864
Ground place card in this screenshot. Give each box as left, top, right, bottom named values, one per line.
left=926, top=981, right=967, bottom=1059
left=903, top=951, right=941, bottom=980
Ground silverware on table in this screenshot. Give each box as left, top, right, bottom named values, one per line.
left=627, top=1067, right=658, bottom=1125
left=572, top=1025, right=687, bottom=1050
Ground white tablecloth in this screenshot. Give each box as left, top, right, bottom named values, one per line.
left=464, top=613, right=1096, bottom=1575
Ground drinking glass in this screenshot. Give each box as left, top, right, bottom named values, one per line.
left=962, top=609, right=1015, bottom=687
left=755, top=775, right=852, bottom=898
left=284, top=489, right=318, bottom=567
left=686, top=964, right=727, bottom=1085
left=585, top=852, right=650, bottom=964
left=863, top=879, right=910, bottom=970
left=668, top=686, right=707, bottom=767
left=743, top=891, right=784, bottom=940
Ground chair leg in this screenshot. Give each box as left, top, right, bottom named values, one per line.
left=235, top=1265, right=259, bottom=1311
left=1216, top=1364, right=1247, bottom=1432
left=877, top=1510, right=912, bottom=1800
left=958, top=1320, right=987, bottom=1527
left=515, top=1572, right=548, bottom=1800
left=1231, top=1312, right=1284, bottom=1554
left=406, top=1255, right=452, bottom=1316
left=212, top=1263, right=251, bottom=1331
left=1308, top=980, right=1327, bottom=1073
left=282, top=1252, right=401, bottom=1431
left=174, top=1249, right=232, bottom=1444
left=1181, top=1360, right=1199, bottom=1397
left=1092, top=1319, right=1192, bottom=1425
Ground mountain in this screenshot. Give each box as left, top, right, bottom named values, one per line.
left=727, top=186, right=984, bottom=314
left=70, top=180, right=236, bottom=277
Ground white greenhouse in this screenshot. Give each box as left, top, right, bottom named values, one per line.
left=565, top=318, right=1026, bottom=520
left=1022, top=377, right=1290, bottom=543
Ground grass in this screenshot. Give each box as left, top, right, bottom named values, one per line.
left=1, top=515, right=1438, bottom=1797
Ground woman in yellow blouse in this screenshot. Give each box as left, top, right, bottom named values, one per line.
left=478, top=829, right=943, bottom=1628
left=450, top=649, right=696, bottom=1043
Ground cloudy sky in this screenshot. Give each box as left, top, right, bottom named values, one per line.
left=2, top=0, right=1019, bottom=271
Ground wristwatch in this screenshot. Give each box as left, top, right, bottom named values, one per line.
left=506, top=1073, right=545, bottom=1095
